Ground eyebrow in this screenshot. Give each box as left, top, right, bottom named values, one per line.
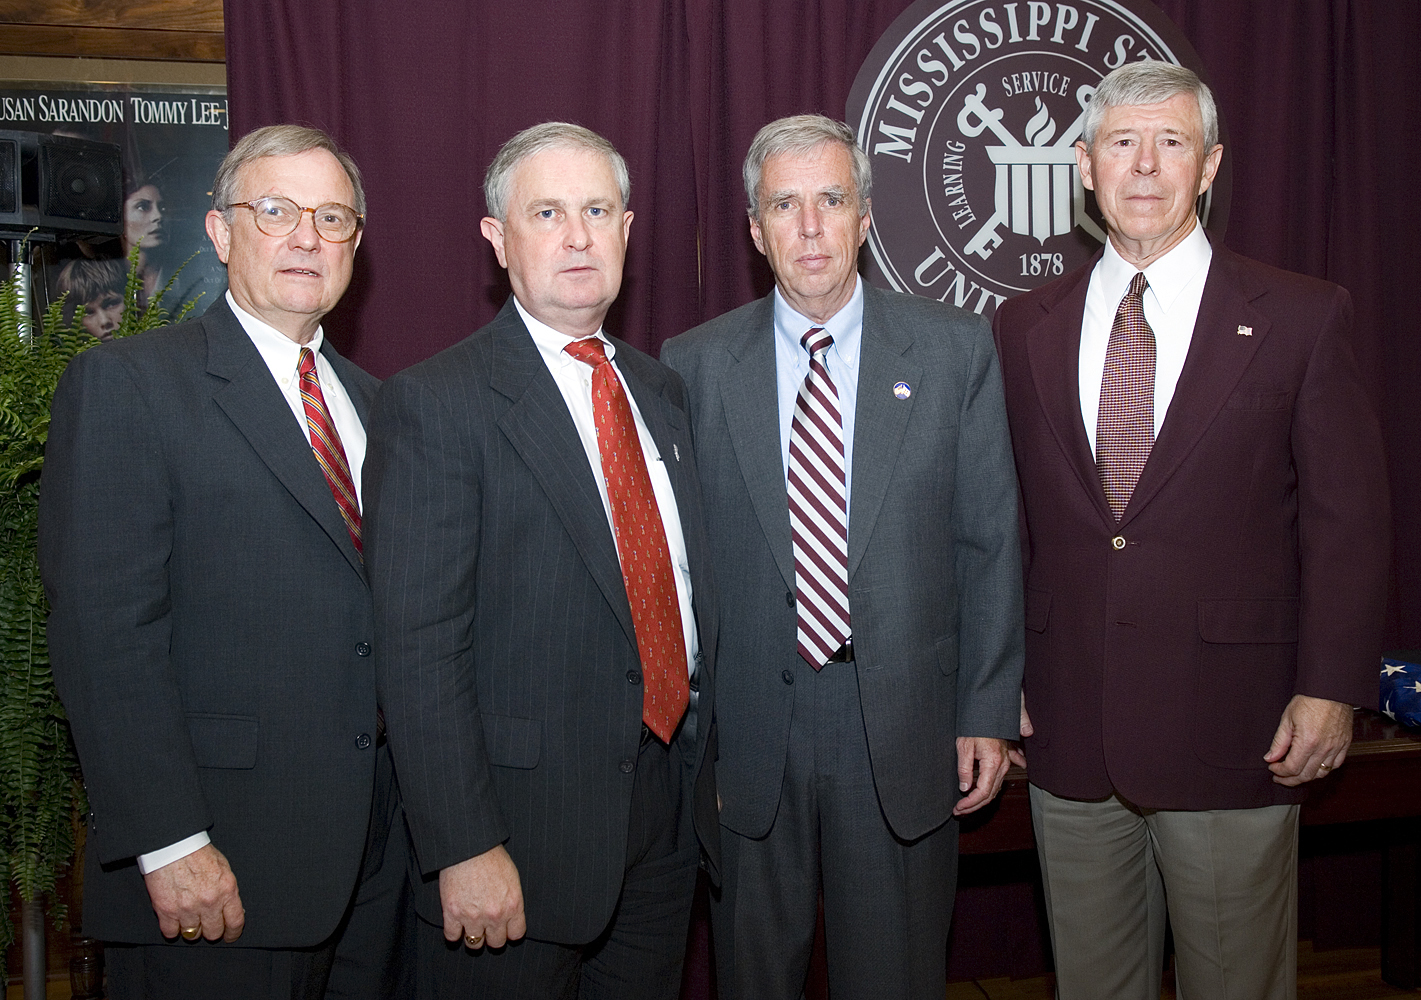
left=766, top=186, right=852, bottom=204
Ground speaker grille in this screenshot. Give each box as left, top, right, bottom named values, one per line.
left=40, top=140, right=122, bottom=224
left=0, top=138, right=16, bottom=216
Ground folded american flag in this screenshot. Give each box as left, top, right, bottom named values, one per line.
left=1381, top=657, right=1421, bottom=728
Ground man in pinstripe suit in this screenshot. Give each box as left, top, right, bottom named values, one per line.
left=364, top=122, right=719, bottom=999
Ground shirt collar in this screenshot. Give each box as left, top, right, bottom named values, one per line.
left=226, top=290, right=325, bottom=373
left=773, top=275, right=864, bottom=365
left=514, top=296, right=614, bottom=371
left=1098, top=219, right=1212, bottom=314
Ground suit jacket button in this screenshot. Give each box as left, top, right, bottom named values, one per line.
left=785, top=591, right=795, bottom=607
left=1111, top=535, right=1127, bottom=550
left=627, top=670, right=642, bottom=685
left=355, top=642, right=371, bottom=656
left=356, top=733, right=372, bottom=749
left=619, top=759, right=635, bottom=773
left=782, top=670, right=795, bottom=685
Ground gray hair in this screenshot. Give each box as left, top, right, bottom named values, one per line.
left=483, top=122, right=631, bottom=222
left=212, top=124, right=366, bottom=217
left=1082, top=61, right=1219, bottom=151
left=743, top=114, right=872, bottom=219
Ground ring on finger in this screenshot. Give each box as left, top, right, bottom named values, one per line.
left=1319, top=762, right=1333, bottom=771
left=180, top=924, right=201, bottom=941
left=465, top=933, right=484, bottom=948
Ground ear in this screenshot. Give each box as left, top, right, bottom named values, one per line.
left=1198, top=144, right=1224, bottom=194
left=621, top=209, right=633, bottom=243
left=205, top=210, right=232, bottom=263
left=857, top=198, right=872, bottom=246
left=749, top=213, right=766, bottom=256
left=1075, top=141, right=1095, bottom=191
left=480, top=216, right=507, bottom=268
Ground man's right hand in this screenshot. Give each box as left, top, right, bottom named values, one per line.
left=143, top=843, right=245, bottom=942
left=439, top=844, right=526, bottom=949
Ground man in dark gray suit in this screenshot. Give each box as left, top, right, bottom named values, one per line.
left=40, top=126, right=412, bottom=999
left=661, top=114, right=1023, bottom=1000
left=364, top=122, right=719, bottom=999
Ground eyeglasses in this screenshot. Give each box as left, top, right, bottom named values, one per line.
left=227, top=197, right=364, bottom=243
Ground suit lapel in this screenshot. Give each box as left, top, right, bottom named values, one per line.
left=488, top=304, right=638, bottom=651
left=719, top=295, right=796, bottom=591
left=1025, top=259, right=1117, bottom=525
left=847, top=287, right=920, bottom=577
left=1122, top=248, right=1270, bottom=524
left=205, top=300, right=366, bottom=577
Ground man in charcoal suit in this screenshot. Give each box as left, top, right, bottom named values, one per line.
left=992, top=61, right=1390, bottom=999
left=364, top=121, right=719, bottom=999
left=661, top=114, right=1024, bottom=1000
left=40, top=125, right=413, bottom=999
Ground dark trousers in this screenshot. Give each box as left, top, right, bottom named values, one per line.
left=106, top=743, right=416, bottom=1000
left=419, top=726, right=701, bottom=1000
left=712, top=659, right=960, bottom=1000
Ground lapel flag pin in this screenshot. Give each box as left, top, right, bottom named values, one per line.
left=893, top=381, right=912, bottom=399
left=1237, top=325, right=1253, bottom=336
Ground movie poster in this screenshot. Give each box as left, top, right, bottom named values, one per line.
left=0, top=80, right=229, bottom=339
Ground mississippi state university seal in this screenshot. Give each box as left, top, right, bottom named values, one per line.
left=847, top=0, right=1227, bottom=318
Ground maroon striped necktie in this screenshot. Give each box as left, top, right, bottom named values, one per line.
left=1096, top=271, right=1156, bottom=520
left=564, top=338, right=689, bottom=742
left=789, top=327, right=850, bottom=669
left=298, top=347, right=362, bottom=554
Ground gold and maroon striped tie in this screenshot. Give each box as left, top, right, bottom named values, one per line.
left=298, top=347, right=362, bottom=554
left=564, top=338, right=688, bottom=742
left=789, top=327, right=850, bottom=669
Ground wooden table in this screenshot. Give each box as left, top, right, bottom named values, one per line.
left=956, top=709, right=1421, bottom=987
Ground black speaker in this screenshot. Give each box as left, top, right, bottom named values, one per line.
left=0, top=130, right=123, bottom=240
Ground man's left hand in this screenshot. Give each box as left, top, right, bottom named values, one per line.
left=1264, top=694, right=1354, bottom=786
left=953, top=737, right=1012, bottom=816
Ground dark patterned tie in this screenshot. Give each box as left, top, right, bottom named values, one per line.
left=298, top=348, right=362, bottom=554
left=789, top=327, right=850, bottom=669
left=564, top=338, right=689, bottom=742
left=1096, top=272, right=1155, bottom=520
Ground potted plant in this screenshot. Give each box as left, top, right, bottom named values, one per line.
left=0, top=245, right=197, bottom=999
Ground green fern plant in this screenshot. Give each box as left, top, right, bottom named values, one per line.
left=0, top=242, right=199, bottom=944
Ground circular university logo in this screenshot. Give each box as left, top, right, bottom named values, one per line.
left=847, top=0, right=1228, bottom=319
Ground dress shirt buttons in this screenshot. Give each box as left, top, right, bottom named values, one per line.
left=1111, top=535, right=1127, bottom=551
left=627, top=670, right=642, bottom=685
left=619, top=759, right=635, bottom=773
left=355, top=733, right=372, bottom=749
left=782, top=670, right=795, bottom=685
left=785, top=591, right=795, bottom=607
left=355, top=642, right=371, bottom=656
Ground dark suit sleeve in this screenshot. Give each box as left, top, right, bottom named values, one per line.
left=364, top=371, right=510, bottom=875
left=950, top=318, right=1026, bottom=739
left=40, top=348, right=212, bottom=863
left=1290, top=286, right=1390, bottom=706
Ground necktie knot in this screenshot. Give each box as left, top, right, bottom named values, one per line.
left=801, top=326, right=833, bottom=358
left=1124, top=271, right=1149, bottom=304
left=564, top=337, right=610, bottom=369
left=298, top=346, right=318, bottom=378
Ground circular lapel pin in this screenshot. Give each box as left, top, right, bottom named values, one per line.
left=893, top=381, right=912, bottom=399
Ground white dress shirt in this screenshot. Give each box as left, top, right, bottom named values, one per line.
left=136, top=292, right=367, bottom=875
left=1079, top=221, right=1213, bottom=455
left=516, top=298, right=701, bottom=681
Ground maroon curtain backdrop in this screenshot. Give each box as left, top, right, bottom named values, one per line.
left=223, top=4, right=1421, bottom=984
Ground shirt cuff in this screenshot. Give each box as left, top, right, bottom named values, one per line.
left=136, top=831, right=211, bottom=875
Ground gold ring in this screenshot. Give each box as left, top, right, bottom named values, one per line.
left=1319, top=763, right=1333, bottom=771
left=180, top=925, right=201, bottom=941
left=465, top=933, right=484, bottom=948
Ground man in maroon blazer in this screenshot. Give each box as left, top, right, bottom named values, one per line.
left=992, top=61, right=1389, bottom=1000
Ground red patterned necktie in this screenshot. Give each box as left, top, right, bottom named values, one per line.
left=298, top=347, right=362, bottom=554
left=789, top=327, right=850, bottom=669
left=564, top=338, right=689, bottom=742
left=1096, top=271, right=1156, bottom=520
